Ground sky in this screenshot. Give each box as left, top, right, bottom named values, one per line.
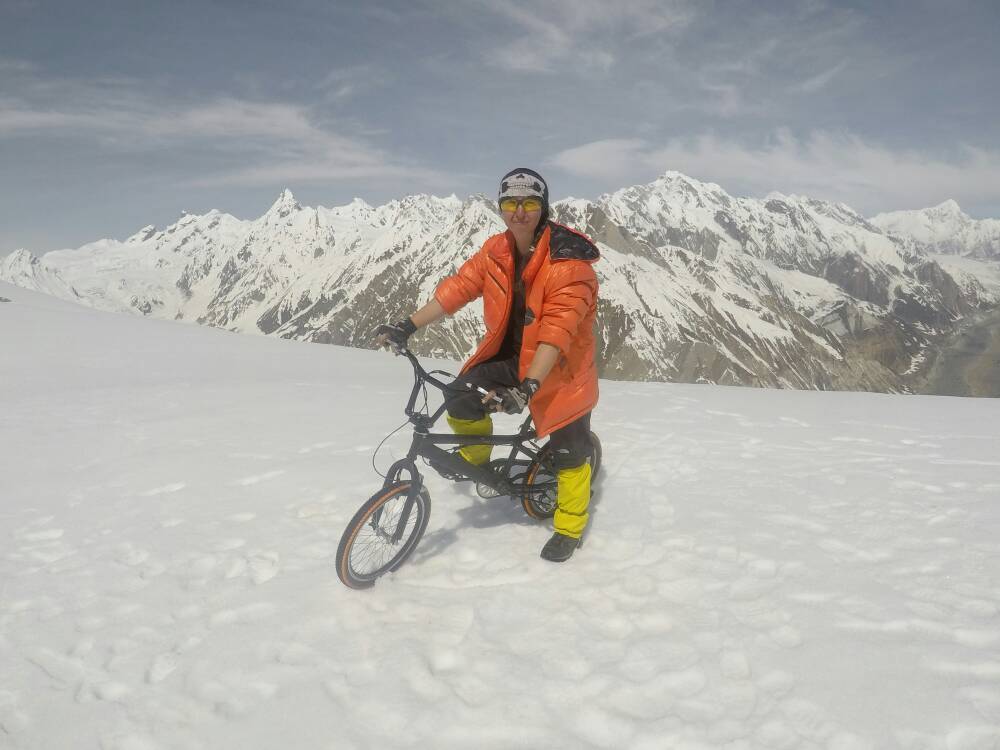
left=1, top=0, right=999, bottom=254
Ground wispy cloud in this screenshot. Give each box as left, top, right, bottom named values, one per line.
left=473, top=0, right=692, bottom=72
left=790, top=60, right=849, bottom=94
left=0, top=79, right=443, bottom=188
left=316, top=64, right=390, bottom=103
left=548, top=131, right=1000, bottom=215
left=0, top=57, right=36, bottom=72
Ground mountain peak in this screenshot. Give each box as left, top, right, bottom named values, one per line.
left=0, top=248, right=33, bottom=273
left=929, top=199, right=965, bottom=218
left=656, top=169, right=689, bottom=182
left=127, top=225, right=158, bottom=244
left=267, top=189, right=300, bottom=216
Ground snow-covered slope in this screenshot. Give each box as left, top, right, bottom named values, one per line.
left=2, top=279, right=1000, bottom=749
left=4, top=174, right=1000, bottom=394
left=872, top=200, right=1000, bottom=260
left=0, top=248, right=83, bottom=302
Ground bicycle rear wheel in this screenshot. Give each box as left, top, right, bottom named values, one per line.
left=336, top=482, right=431, bottom=589
left=522, top=431, right=602, bottom=519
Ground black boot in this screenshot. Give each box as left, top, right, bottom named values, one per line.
left=540, top=532, right=579, bottom=562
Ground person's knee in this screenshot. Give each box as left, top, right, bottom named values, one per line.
left=445, top=380, right=487, bottom=421
left=548, top=414, right=592, bottom=470
left=551, top=448, right=587, bottom=471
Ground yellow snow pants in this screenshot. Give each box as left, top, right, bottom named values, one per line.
left=553, top=463, right=592, bottom=539
left=446, top=414, right=493, bottom=466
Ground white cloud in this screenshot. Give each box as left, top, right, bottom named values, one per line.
left=189, top=160, right=430, bottom=188
left=546, top=138, right=647, bottom=182
left=548, top=131, right=1000, bottom=215
left=0, top=103, right=107, bottom=132
left=0, top=88, right=442, bottom=188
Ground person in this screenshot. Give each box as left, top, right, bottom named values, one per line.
left=376, top=168, right=599, bottom=562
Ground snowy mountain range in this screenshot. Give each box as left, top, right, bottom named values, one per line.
left=4, top=172, right=1000, bottom=394
left=873, top=200, right=1000, bottom=260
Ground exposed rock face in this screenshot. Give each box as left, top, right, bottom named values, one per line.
left=921, top=307, right=1000, bottom=397
left=3, top=176, right=999, bottom=395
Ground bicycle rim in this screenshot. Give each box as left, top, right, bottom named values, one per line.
left=338, top=483, right=429, bottom=587
left=522, top=455, right=558, bottom=518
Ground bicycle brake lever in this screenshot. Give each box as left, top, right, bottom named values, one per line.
left=471, top=384, right=503, bottom=404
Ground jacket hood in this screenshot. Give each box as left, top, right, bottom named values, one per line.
left=546, top=222, right=600, bottom=263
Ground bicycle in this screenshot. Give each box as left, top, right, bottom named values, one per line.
left=335, top=345, right=601, bottom=589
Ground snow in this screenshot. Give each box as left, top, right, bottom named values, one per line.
left=873, top=201, right=971, bottom=245
left=929, top=254, right=1000, bottom=302
left=873, top=203, right=1000, bottom=259
left=3, top=281, right=1000, bottom=749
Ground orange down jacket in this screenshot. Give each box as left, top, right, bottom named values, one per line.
left=434, top=221, right=600, bottom=438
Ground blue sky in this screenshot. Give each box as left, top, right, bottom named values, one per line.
left=2, top=0, right=998, bottom=253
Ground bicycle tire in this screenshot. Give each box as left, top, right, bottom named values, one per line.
left=336, top=481, right=431, bottom=589
left=522, top=431, right=602, bottom=519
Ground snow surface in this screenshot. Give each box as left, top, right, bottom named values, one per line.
left=3, top=280, right=1000, bottom=750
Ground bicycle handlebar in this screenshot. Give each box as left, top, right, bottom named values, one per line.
left=386, top=344, right=455, bottom=417
left=383, top=343, right=535, bottom=434
left=389, top=344, right=504, bottom=419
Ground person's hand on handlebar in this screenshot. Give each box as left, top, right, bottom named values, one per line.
left=375, top=318, right=417, bottom=353
left=483, top=378, right=540, bottom=415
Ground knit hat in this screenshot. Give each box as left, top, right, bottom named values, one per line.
left=498, top=168, right=549, bottom=236
left=498, top=168, right=548, bottom=207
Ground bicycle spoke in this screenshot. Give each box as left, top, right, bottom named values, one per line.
left=347, top=492, right=421, bottom=579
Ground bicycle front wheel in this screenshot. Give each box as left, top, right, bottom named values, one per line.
left=336, top=482, right=431, bottom=589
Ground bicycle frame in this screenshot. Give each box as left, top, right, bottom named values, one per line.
left=377, top=347, right=558, bottom=541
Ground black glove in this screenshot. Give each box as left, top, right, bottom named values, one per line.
left=496, top=378, right=540, bottom=415
left=375, top=318, right=417, bottom=352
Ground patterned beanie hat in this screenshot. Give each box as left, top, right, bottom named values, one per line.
left=498, top=168, right=549, bottom=207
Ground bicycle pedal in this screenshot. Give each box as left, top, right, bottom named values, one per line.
left=475, top=459, right=509, bottom=499
left=476, top=482, right=502, bottom=499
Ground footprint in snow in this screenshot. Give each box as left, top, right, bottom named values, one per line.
left=236, top=470, right=285, bottom=486
left=248, top=552, right=280, bottom=584
left=146, top=653, right=177, bottom=684
left=18, top=528, right=65, bottom=542
left=140, top=482, right=186, bottom=497
left=209, top=602, right=276, bottom=627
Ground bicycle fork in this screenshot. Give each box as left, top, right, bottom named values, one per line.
left=371, top=458, right=424, bottom=544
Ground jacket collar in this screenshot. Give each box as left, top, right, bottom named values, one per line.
left=522, top=226, right=549, bottom=285
left=490, top=225, right=551, bottom=284
left=491, top=224, right=552, bottom=272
